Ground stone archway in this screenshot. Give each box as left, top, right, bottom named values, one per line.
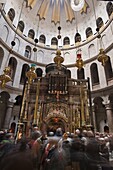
left=47, top=117, right=66, bottom=135
left=44, top=104, right=68, bottom=133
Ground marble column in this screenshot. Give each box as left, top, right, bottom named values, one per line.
left=4, top=101, right=14, bottom=129
left=105, top=103, right=113, bottom=133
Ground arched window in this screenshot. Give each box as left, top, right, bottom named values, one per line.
left=24, top=46, right=31, bottom=59
left=0, top=47, right=4, bottom=68
left=51, top=37, right=58, bottom=45
left=104, top=57, right=113, bottom=81
left=8, top=57, right=17, bottom=81
left=86, top=27, right=93, bottom=38
left=2, top=25, right=9, bottom=42
left=90, top=63, right=99, bottom=86
left=39, top=35, right=46, bottom=44
left=96, top=17, right=104, bottom=29
left=20, top=64, right=30, bottom=84
left=7, top=8, right=15, bottom=22
left=77, top=68, right=85, bottom=79
left=28, top=29, right=35, bottom=39
left=36, top=68, right=43, bottom=77
left=17, top=21, right=25, bottom=32
left=75, top=33, right=81, bottom=43
left=88, top=44, right=95, bottom=58
left=106, top=2, right=113, bottom=17
left=63, top=37, right=70, bottom=45
left=14, top=95, right=22, bottom=105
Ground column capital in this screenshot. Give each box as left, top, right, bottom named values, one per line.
left=7, top=101, right=14, bottom=108
left=105, top=103, right=113, bottom=111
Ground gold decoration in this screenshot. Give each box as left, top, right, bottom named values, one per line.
left=26, top=65, right=37, bottom=84
left=75, top=54, right=84, bottom=69
left=54, top=49, right=64, bottom=69
left=81, top=1, right=89, bottom=14
left=97, top=48, right=108, bottom=66
left=80, top=84, right=85, bottom=126
left=33, top=79, right=40, bottom=126
left=0, top=67, right=12, bottom=88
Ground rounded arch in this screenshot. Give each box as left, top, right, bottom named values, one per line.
left=20, top=64, right=30, bottom=84
left=86, top=27, right=93, bottom=38
left=37, top=50, right=44, bottom=63
left=63, top=37, right=70, bottom=45
left=24, top=45, right=32, bottom=59
left=39, top=34, right=46, bottom=44
left=104, top=125, right=109, bottom=133
left=93, top=97, right=104, bottom=107
left=2, top=25, right=9, bottom=42
left=77, top=68, right=85, bottom=79
left=75, top=33, right=81, bottom=43
left=28, top=29, right=35, bottom=39
left=0, top=91, right=10, bottom=129
left=51, top=37, right=58, bottom=46
left=0, top=91, right=10, bottom=102
left=17, top=20, right=25, bottom=32
left=63, top=52, right=70, bottom=65
left=90, top=63, right=99, bottom=86
left=96, top=17, right=104, bottom=29
left=13, top=37, right=20, bottom=52
left=104, top=56, right=113, bottom=81
left=88, top=44, right=95, bottom=58
left=0, top=47, right=4, bottom=68
left=7, top=8, right=15, bottom=22
left=93, top=97, right=106, bottom=132
left=35, top=68, right=43, bottom=77
left=14, top=95, right=22, bottom=105
left=8, top=57, right=17, bottom=81
left=106, top=2, right=113, bottom=17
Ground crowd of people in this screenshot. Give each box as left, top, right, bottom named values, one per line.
left=0, top=127, right=113, bottom=170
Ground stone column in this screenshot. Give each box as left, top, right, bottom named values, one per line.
left=105, top=103, right=113, bottom=133
left=4, top=101, right=14, bottom=129
left=92, top=104, right=97, bottom=132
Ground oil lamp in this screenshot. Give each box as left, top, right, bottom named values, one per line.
left=75, top=53, right=84, bottom=69
left=97, top=48, right=108, bottom=66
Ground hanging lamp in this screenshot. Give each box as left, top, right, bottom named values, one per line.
left=91, top=0, right=108, bottom=66
left=96, top=28, right=108, bottom=66
left=26, top=64, right=37, bottom=84
left=75, top=53, right=84, bottom=69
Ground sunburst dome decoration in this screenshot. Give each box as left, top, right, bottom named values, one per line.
left=26, top=0, right=89, bottom=24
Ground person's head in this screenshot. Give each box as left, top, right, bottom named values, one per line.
left=87, top=130, right=94, bottom=138
left=33, top=126, right=39, bottom=131
left=75, top=129, right=80, bottom=135
left=41, top=131, right=47, bottom=139
left=63, top=133, right=68, bottom=139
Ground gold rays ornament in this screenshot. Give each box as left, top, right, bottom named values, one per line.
left=81, top=1, right=89, bottom=14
